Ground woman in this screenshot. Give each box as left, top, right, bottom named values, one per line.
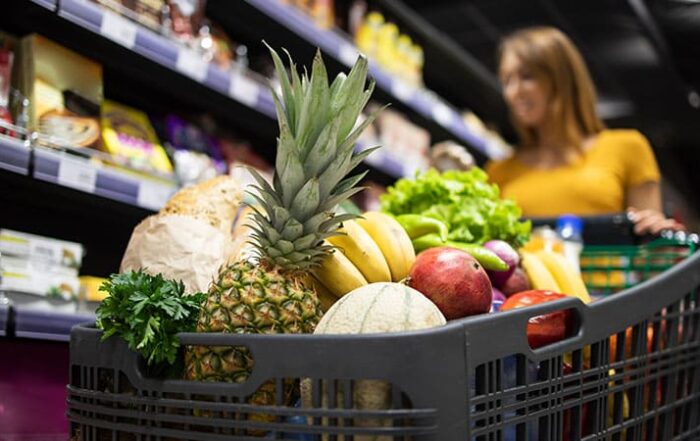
left=486, top=26, right=683, bottom=235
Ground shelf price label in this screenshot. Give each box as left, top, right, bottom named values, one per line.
left=229, top=72, right=260, bottom=107
left=138, top=179, right=175, bottom=210
left=176, top=48, right=208, bottom=82
left=432, top=102, right=454, bottom=127
left=338, top=44, right=359, bottom=67
left=58, top=156, right=98, bottom=194
left=100, top=10, right=137, bottom=49
left=391, top=80, right=415, bottom=103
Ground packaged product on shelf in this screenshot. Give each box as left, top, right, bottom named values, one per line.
left=163, top=114, right=226, bottom=185
left=0, top=255, right=80, bottom=300
left=430, top=140, right=475, bottom=172
left=355, top=11, right=384, bottom=58
left=12, top=34, right=102, bottom=149
left=121, top=175, right=242, bottom=293
left=78, top=275, right=109, bottom=302
left=92, top=0, right=166, bottom=31
left=100, top=99, right=173, bottom=174
left=167, top=0, right=207, bottom=42
left=0, top=229, right=84, bottom=269
left=376, top=108, right=430, bottom=175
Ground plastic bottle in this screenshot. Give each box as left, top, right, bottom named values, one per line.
left=556, top=214, right=584, bottom=273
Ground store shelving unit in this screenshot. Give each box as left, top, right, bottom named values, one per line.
left=0, top=301, right=9, bottom=337
left=0, top=135, right=31, bottom=175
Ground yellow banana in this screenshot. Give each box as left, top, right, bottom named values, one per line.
left=535, top=250, right=591, bottom=303
left=327, top=220, right=392, bottom=283
left=520, top=251, right=561, bottom=292
left=312, top=244, right=368, bottom=297
left=355, top=212, right=416, bottom=282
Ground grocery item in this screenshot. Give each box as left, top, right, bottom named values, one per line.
left=535, top=249, right=591, bottom=303
left=78, top=276, right=108, bottom=302
left=381, top=168, right=531, bottom=248
left=167, top=0, right=207, bottom=42
left=14, top=34, right=103, bottom=134
left=100, top=99, right=173, bottom=173
left=500, top=290, right=572, bottom=349
left=410, top=233, right=507, bottom=271
left=313, top=246, right=368, bottom=296
left=395, top=213, right=448, bottom=241
left=0, top=254, right=79, bottom=300
left=302, top=282, right=446, bottom=441
left=483, top=239, right=519, bottom=288
left=120, top=175, right=242, bottom=293
left=520, top=251, right=561, bottom=292
left=408, top=246, right=492, bottom=320
left=354, top=211, right=415, bottom=282
left=96, top=270, right=206, bottom=365
left=93, top=0, right=166, bottom=31
left=556, top=214, right=584, bottom=273
left=0, top=48, right=13, bottom=112
left=184, top=47, right=381, bottom=420
left=326, top=220, right=391, bottom=283
left=500, top=267, right=530, bottom=297
left=0, top=229, right=84, bottom=268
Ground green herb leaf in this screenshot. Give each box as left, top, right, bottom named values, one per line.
left=95, top=270, right=206, bottom=366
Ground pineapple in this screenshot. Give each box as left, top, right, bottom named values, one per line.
left=184, top=46, right=382, bottom=423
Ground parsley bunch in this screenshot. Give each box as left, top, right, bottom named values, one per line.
left=96, top=270, right=206, bottom=365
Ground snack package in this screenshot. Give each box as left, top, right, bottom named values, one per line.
left=101, top=99, right=173, bottom=173
left=167, top=0, right=207, bottom=42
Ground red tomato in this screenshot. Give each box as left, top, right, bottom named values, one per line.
left=501, top=290, right=571, bottom=349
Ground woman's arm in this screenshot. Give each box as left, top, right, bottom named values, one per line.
left=627, top=181, right=684, bottom=235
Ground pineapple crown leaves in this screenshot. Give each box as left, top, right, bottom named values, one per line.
left=243, top=44, right=385, bottom=270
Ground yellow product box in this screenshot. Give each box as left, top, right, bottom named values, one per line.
left=79, top=276, right=109, bottom=302
left=100, top=99, right=173, bottom=174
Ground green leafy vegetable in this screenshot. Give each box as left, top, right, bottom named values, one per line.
left=380, top=168, right=531, bottom=248
left=96, top=270, right=205, bottom=366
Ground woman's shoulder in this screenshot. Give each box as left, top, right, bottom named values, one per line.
left=597, top=129, right=651, bottom=150
left=485, top=156, right=520, bottom=184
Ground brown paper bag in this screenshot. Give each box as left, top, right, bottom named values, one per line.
left=120, top=214, right=232, bottom=294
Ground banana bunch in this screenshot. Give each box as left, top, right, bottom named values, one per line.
left=521, top=250, right=591, bottom=304
left=312, top=211, right=415, bottom=305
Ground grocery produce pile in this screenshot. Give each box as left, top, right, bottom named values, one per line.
left=93, top=45, right=600, bottom=434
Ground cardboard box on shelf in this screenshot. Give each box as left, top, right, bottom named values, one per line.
left=0, top=255, right=80, bottom=300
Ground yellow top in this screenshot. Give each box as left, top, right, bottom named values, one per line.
left=485, top=130, right=661, bottom=217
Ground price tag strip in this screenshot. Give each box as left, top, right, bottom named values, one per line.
left=100, top=10, right=137, bottom=48
left=138, top=179, right=176, bottom=210
left=229, top=73, right=260, bottom=107
left=176, top=48, right=208, bottom=82
left=57, top=155, right=98, bottom=194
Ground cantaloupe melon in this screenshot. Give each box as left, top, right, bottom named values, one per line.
left=302, top=283, right=446, bottom=441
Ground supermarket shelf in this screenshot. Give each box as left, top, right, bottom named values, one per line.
left=25, top=0, right=402, bottom=179
left=14, top=307, right=94, bottom=342
left=0, top=301, right=10, bottom=336
left=33, top=147, right=178, bottom=211
left=7, top=291, right=95, bottom=341
left=30, top=0, right=56, bottom=10
left=238, top=0, right=503, bottom=160
left=0, top=135, right=31, bottom=175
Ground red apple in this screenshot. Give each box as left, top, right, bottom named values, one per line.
left=408, top=246, right=492, bottom=320
left=501, top=290, right=571, bottom=349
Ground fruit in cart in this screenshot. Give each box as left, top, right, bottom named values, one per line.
left=501, top=267, right=531, bottom=297
left=411, top=233, right=508, bottom=271
left=520, top=251, right=561, bottom=292
left=313, top=244, right=368, bottom=296
left=484, top=239, right=520, bottom=288
left=185, top=46, right=383, bottom=427
left=407, top=246, right=492, bottom=319
left=326, top=219, right=392, bottom=283
left=491, top=287, right=506, bottom=312
left=501, top=290, right=572, bottom=349
left=302, top=282, right=446, bottom=440
left=354, top=211, right=416, bottom=282
left=535, top=249, right=591, bottom=303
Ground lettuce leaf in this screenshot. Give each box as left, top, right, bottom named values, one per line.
left=380, top=168, right=531, bottom=248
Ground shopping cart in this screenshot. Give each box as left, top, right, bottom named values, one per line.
left=66, top=219, right=700, bottom=440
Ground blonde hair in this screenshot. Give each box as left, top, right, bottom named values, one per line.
left=499, top=26, right=605, bottom=149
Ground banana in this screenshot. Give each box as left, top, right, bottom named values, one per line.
left=312, top=244, right=368, bottom=297
left=535, top=250, right=591, bottom=303
left=355, top=212, right=416, bottom=282
left=327, top=220, right=392, bottom=283
left=520, top=251, right=561, bottom=292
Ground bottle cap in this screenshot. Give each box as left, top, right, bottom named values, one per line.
left=556, top=214, right=583, bottom=235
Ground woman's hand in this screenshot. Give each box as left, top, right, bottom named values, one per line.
left=627, top=207, right=685, bottom=236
